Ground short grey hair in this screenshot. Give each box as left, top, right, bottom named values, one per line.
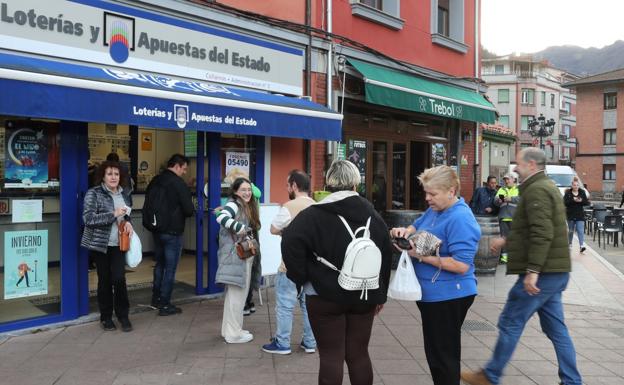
left=519, top=147, right=546, bottom=170
left=326, top=160, right=361, bottom=192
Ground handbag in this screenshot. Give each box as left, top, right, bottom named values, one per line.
left=388, top=250, right=422, bottom=301
left=235, top=234, right=259, bottom=260
left=408, top=231, right=442, bottom=257
left=118, top=220, right=130, bottom=252
left=125, top=232, right=142, bottom=268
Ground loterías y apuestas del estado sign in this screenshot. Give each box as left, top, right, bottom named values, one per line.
left=0, top=0, right=303, bottom=95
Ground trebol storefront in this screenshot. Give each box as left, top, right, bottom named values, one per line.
left=0, top=0, right=341, bottom=333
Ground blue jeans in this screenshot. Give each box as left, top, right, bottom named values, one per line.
left=152, top=233, right=183, bottom=306
left=274, top=272, right=316, bottom=348
left=567, top=220, right=584, bottom=247
left=484, top=273, right=582, bottom=385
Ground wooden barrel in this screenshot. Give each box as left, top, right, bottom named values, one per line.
left=382, top=210, right=423, bottom=269
left=474, top=215, right=501, bottom=275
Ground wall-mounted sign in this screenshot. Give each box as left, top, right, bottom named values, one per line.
left=140, top=132, right=152, bottom=151
left=12, top=200, right=43, bottom=223
left=0, top=0, right=303, bottom=94
left=4, top=230, right=49, bottom=300
left=4, top=125, right=49, bottom=188
left=225, top=152, right=250, bottom=178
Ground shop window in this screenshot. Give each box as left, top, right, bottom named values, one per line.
left=604, top=129, right=617, bottom=145
left=431, top=0, right=467, bottom=53
left=498, top=89, right=510, bottom=103
left=347, top=139, right=367, bottom=196
left=372, top=142, right=387, bottom=211
left=603, top=164, right=616, bottom=181
left=604, top=92, right=617, bottom=110
left=220, top=134, right=257, bottom=204
left=0, top=117, right=61, bottom=325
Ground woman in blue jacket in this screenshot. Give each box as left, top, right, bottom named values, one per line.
left=391, top=165, right=480, bottom=385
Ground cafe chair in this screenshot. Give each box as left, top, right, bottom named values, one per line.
left=598, top=215, right=623, bottom=249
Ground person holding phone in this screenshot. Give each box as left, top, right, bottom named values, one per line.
left=494, top=175, right=519, bottom=264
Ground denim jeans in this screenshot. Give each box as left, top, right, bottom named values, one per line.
left=484, top=273, right=582, bottom=385
left=274, top=272, right=316, bottom=348
left=567, top=220, right=585, bottom=247
left=152, top=233, right=183, bottom=306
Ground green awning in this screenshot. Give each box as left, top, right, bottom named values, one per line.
left=348, top=58, right=497, bottom=124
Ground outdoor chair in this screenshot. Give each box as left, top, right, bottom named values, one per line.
left=598, top=215, right=623, bottom=249
left=592, top=209, right=608, bottom=243
left=584, top=208, right=594, bottom=235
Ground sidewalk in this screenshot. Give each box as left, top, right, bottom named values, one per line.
left=1, top=243, right=623, bottom=385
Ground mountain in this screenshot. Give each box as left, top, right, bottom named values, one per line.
left=533, top=40, right=624, bottom=76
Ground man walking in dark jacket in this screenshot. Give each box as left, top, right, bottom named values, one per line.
left=461, top=148, right=582, bottom=385
left=149, top=154, right=194, bottom=316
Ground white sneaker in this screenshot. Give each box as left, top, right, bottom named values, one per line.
left=242, top=329, right=251, bottom=335
left=225, top=333, right=254, bottom=344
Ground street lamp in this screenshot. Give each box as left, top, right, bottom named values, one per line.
left=528, top=114, right=556, bottom=150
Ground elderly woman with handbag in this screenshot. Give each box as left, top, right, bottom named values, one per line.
left=81, top=160, right=133, bottom=332
left=215, top=177, right=261, bottom=344
left=390, top=165, right=480, bottom=385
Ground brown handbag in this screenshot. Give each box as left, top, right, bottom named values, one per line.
left=118, top=220, right=130, bottom=252
left=235, top=234, right=259, bottom=260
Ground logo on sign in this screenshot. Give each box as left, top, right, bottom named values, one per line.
left=104, top=12, right=135, bottom=64
left=174, top=104, right=189, bottom=129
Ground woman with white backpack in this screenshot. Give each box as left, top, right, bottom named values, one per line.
left=282, top=160, right=393, bottom=385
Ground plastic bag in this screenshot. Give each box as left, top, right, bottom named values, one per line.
left=125, top=232, right=142, bottom=268
left=388, top=251, right=422, bottom=301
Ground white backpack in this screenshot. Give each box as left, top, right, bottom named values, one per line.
left=315, top=215, right=382, bottom=300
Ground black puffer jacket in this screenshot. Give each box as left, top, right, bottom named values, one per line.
left=282, top=191, right=393, bottom=305
left=563, top=188, right=589, bottom=221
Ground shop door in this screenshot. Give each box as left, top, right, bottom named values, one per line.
left=410, top=142, right=430, bottom=210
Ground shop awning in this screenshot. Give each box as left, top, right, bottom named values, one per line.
left=0, top=53, right=342, bottom=140
left=348, top=58, right=497, bottom=124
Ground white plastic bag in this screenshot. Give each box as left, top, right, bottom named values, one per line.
left=388, top=251, right=422, bottom=301
left=125, top=232, right=142, bottom=268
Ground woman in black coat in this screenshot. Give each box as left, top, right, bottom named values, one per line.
left=282, top=160, right=393, bottom=385
left=563, top=179, right=589, bottom=252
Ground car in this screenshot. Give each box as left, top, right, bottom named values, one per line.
left=507, top=164, right=590, bottom=198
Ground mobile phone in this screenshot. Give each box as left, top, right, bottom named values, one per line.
left=499, top=194, right=505, bottom=200
left=393, top=237, right=412, bottom=250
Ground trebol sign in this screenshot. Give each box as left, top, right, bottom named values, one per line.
left=0, top=0, right=303, bottom=94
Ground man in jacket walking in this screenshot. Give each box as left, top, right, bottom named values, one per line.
left=493, top=174, right=519, bottom=263
left=461, top=148, right=582, bottom=385
left=262, top=170, right=317, bottom=355
left=149, top=154, right=194, bottom=316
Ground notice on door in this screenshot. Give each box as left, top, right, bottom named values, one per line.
left=225, top=152, right=250, bottom=178
left=4, top=230, right=49, bottom=300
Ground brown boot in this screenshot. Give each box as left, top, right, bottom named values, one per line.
left=460, top=369, right=493, bottom=385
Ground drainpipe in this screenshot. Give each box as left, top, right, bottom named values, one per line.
left=304, top=0, right=312, bottom=174
left=326, top=0, right=334, bottom=162
left=473, top=0, right=480, bottom=190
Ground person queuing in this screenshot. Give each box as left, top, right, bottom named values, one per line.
left=81, top=161, right=134, bottom=332
left=461, top=148, right=582, bottom=385
left=470, top=175, right=498, bottom=216
left=215, top=177, right=261, bottom=344
left=282, top=160, right=392, bottom=385
left=493, top=174, right=519, bottom=264
left=262, top=170, right=317, bottom=355
left=564, top=178, right=589, bottom=253
left=391, top=165, right=480, bottom=385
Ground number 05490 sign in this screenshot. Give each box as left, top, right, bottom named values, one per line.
left=225, top=152, right=250, bottom=176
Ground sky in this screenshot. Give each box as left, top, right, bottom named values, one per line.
left=481, top=0, right=623, bottom=55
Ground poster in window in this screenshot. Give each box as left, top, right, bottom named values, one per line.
left=431, top=143, right=447, bottom=166
left=4, top=230, right=49, bottom=300
left=347, top=139, right=367, bottom=195
left=225, top=152, right=250, bottom=178
left=4, top=122, right=50, bottom=188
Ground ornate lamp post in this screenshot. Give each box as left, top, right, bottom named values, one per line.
left=528, top=114, right=556, bottom=150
